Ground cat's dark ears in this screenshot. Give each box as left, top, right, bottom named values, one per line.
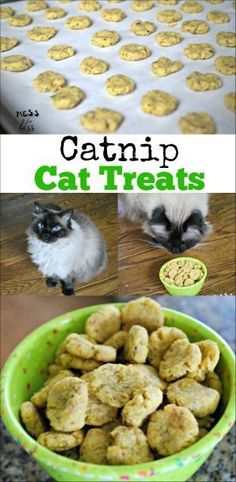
left=57, top=209, right=73, bottom=224
left=33, top=202, right=45, bottom=216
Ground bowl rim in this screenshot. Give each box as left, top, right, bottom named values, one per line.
left=159, top=257, right=208, bottom=292
left=1, top=304, right=235, bottom=477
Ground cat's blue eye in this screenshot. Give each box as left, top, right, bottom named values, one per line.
left=51, top=225, right=62, bottom=233
left=37, top=222, right=44, bottom=230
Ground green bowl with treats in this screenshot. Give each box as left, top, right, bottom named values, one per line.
left=159, top=257, right=208, bottom=296
left=1, top=299, right=235, bottom=482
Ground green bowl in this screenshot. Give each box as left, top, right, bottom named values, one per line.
left=1, top=304, right=235, bottom=482
left=159, top=257, right=208, bottom=296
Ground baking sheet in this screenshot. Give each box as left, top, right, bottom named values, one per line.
left=0, top=0, right=235, bottom=134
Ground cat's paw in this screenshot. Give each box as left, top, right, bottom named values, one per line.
left=46, top=277, right=58, bottom=288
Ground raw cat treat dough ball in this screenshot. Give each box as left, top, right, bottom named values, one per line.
left=180, top=1, right=204, bottom=13
left=27, top=1, right=48, bottom=11
left=184, top=43, right=215, bottom=60
left=80, top=108, right=124, bottom=133
left=92, top=30, right=120, bottom=47
left=80, top=56, right=109, bottom=74
left=119, top=43, right=151, bottom=61
left=216, top=32, right=236, bottom=48
left=0, top=55, right=33, bottom=72
left=186, top=72, right=222, bottom=91
left=33, top=71, right=66, bottom=92
left=131, top=20, right=156, bottom=36
left=51, top=86, right=85, bottom=109
left=106, top=74, right=135, bottom=95
left=28, top=27, right=57, bottom=42
left=66, top=16, right=92, bottom=29
left=0, top=6, right=15, bottom=18
left=179, top=112, right=216, bottom=134
left=45, top=7, right=67, bottom=20
left=8, top=14, right=32, bottom=27
left=0, top=37, right=19, bottom=53
left=101, top=8, right=126, bottom=22
left=152, top=57, right=183, bottom=77
left=79, top=1, right=101, bottom=11
left=224, top=92, right=236, bottom=112
left=215, top=56, right=236, bottom=75
left=48, top=45, right=75, bottom=61
left=141, top=90, right=178, bottom=116
left=156, top=32, right=183, bottom=46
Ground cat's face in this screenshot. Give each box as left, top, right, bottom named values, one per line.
left=31, top=202, right=73, bottom=244
left=143, top=207, right=211, bottom=254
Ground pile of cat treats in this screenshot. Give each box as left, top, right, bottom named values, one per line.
left=161, top=259, right=204, bottom=287
left=21, top=296, right=222, bottom=465
left=0, top=0, right=235, bottom=134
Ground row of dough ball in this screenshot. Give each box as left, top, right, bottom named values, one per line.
left=0, top=6, right=235, bottom=26
left=0, top=57, right=235, bottom=132
left=1, top=9, right=235, bottom=32
left=1, top=0, right=235, bottom=17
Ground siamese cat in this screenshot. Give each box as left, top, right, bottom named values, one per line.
left=27, top=202, right=107, bottom=295
left=119, top=194, right=212, bottom=254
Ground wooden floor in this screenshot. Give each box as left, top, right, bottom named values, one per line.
left=1, top=194, right=118, bottom=295
left=118, top=194, right=236, bottom=296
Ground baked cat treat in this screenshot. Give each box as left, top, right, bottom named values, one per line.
left=179, top=112, right=216, bottom=134
left=124, top=325, right=149, bottom=363
left=21, top=401, right=46, bottom=438
left=33, top=71, right=66, bottom=93
left=48, top=44, right=75, bottom=61
left=0, top=55, right=33, bottom=72
left=80, top=429, right=111, bottom=463
left=167, top=378, right=220, bottom=417
left=47, top=377, right=88, bottom=432
left=159, top=339, right=202, bottom=381
left=20, top=298, right=223, bottom=463
left=107, top=426, right=153, bottom=464
left=148, top=326, right=188, bottom=369
left=38, top=430, right=84, bottom=452
left=0, top=37, right=19, bottom=53
left=147, top=404, right=199, bottom=456
left=161, top=259, right=205, bottom=286
left=141, top=90, right=178, bottom=116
